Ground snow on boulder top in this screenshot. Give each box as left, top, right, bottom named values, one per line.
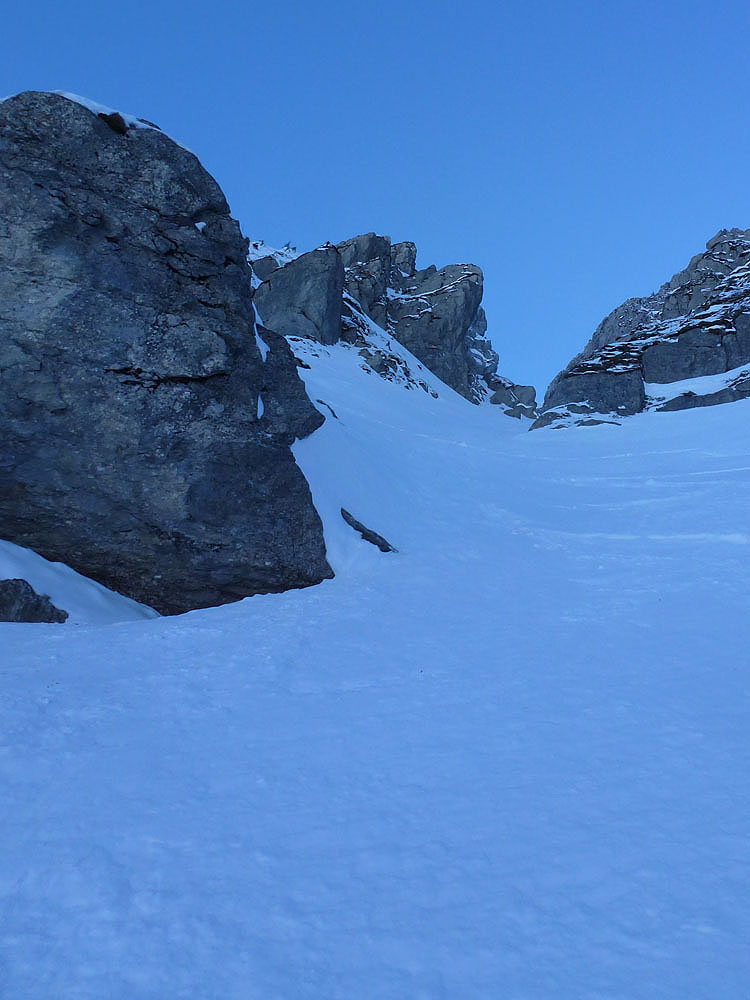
left=54, top=91, right=162, bottom=132
left=0, top=89, right=195, bottom=152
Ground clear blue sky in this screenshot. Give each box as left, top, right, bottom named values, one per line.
left=4, top=0, right=749, bottom=391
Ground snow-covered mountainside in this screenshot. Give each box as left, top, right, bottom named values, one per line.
left=3, top=337, right=749, bottom=998
left=535, top=228, right=750, bottom=428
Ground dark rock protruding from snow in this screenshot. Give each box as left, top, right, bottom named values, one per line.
left=0, top=91, right=332, bottom=614
left=0, top=579, right=68, bottom=623
left=340, top=509, right=397, bottom=553
left=534, top=229, right=750, bottom=429
left=485, top=376, right=538, bottom=419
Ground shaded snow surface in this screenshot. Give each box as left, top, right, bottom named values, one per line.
left=2, top=340, right=750, bottom=998
left=0, top=541, right=156, bottom=625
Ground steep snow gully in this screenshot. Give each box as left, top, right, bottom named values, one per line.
left=2, top=336, right=750, bottom=999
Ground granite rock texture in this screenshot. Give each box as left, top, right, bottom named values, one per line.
left=0, top=91, right=332, bottom=614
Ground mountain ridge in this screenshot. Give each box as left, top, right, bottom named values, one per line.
left=534, top=227, right=750, bottom=428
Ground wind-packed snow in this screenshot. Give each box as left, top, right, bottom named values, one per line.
left=646, top=362, right=750, bottom=402
left=2, top=342, right=750, bottom=998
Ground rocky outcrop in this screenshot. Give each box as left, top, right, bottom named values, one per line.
left=484, top=376, right=538, bottom=419
left=343, top=234, right=537, bottom=414
left=534, top=229, right=750, bottom=429
left=337, top=234, right=391, bottom=328
left=339, top=233, right=506, bottom=404
left=254, top=246, right=344, bottom=345
left=0, top=579, right=68, bottom=623
left=0, top=91, right=332, bottom=614
left=340, top=509, right=397, bottom=553
left=254, top=325, right=326, bottom=440
left=251, top=231, right=536, bottom=416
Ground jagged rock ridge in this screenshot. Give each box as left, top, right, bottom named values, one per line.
left=0, top=91, right=332, bottom=614
left=534, top=229, right=750, bottom=429
left=250, top=234, right=537, bottom=419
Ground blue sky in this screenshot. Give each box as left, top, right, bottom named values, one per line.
left=4, top=0, right=749, bottom=391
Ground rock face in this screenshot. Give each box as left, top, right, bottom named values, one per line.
left=0, top=91, right=332, bottom=614
left=534, top=229, right=750, bottom=428
left=337, top=234, right=391, bottom=328
left=254, top=246, right=344, bottom=345
left=251, top=231, right=537, bottom=416
left=339, top=233, right=511, bottom=405
left=0, top=579, right=68, bottom=623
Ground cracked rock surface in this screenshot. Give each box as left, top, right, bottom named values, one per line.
left=0, top=91, right=332, bottom=614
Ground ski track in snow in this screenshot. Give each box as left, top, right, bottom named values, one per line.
left=2, top=343, right=750, bottom=998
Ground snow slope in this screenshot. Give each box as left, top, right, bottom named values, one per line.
left=2, top=341, right=750, bottom=998
left=0, top=540, right=156, bottom=625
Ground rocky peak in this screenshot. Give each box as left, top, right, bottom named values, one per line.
left=581, top=228, right=750, bottom=361
left=250, top=230, right=537, bottom=417
left=347, top=235, right=537, bottom=414
left=534, top=228, right=750, bottom=429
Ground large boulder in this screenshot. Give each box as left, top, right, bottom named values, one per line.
left=0, top=91, right=332, bottom=614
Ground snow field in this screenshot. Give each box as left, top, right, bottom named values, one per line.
left=1, top=340, right=749, bottom=998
